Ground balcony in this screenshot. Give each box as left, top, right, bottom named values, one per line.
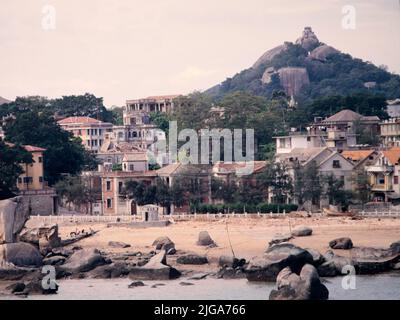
left=366, top=165, right=394, bottom=173
left=371, top=184, right=393, bottom=192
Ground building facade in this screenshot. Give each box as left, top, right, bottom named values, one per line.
left=58, top=116, right=113, bottom=153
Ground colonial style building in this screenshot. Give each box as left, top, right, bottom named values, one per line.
left=380, top=118, right=400, bottom=147
left=124, top=95, right=180, bottom=126
left=365, top=147, right=400, bottom=202
left=58, top=116, right=113, bottom=153
left=15, top=144, right=57, bottom=215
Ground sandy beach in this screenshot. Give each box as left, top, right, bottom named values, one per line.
left=26, top=216, right=400, bottom=272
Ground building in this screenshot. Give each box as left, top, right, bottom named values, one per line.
left=17, top=145, right=46, bottom=191
left=13, top=144, right=57, bottom=215
left=101, top=170, right=157, bottom=215
left=58, top=116, right=113, bottom=153
left=380, top=118, right=400, bottom=147
left=122, top=152, right=148, bottom=172
left=275, top=128, right=326, bottom=154
left=365, top=147, right=400, bottom=202
left=275, top=147, right=355, bottom=205
left=124, top=95, right=180, bottom=126
left=386, top=99, right=400, bottom=118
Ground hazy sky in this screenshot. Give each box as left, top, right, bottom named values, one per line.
left=1, top=0, right=399, bottom=106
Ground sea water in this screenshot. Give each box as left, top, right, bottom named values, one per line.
left=4, top=273, right=399, bottom=300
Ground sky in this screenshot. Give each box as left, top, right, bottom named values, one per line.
left=0, top=0, right=399, bottom=106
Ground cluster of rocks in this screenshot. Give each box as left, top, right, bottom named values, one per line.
left=269, top=225, right=313, bottom=247
left=243, top=236, right=400, bottom=300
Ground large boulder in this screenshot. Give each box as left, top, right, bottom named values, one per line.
left=270, top=264, right=328, bottom=300
left=317, top=250, right=355, bottom=277
left=89, top=262, right=131, bottom=279
left=390, top=241, right=400, bottom=255
left=245, top=243, right=313, bottom=281
left=0, top=197, right=30, bottom=244
left=218, top=255, right=246, bottom=268
left=60, top=248, right=107, bottom=274
left=309, top=45, right=339, bottom=61
left=197, top=231, right=216, bottom=247
left=177, top=254, right=208, bottom=265
left=129, top=251, right=181, bottom=280
left=20, top=224, right=61, bottom=256
left=152, top=236, right=176, bottom=254
left=350, top=246, right=400, bottom=274
left=329, top=237, right=353, bottom=250
left=0, top=242, right=43, bottom=267
left=108, top=241, right=131, bottom=249
left=269, top=233, right=293, bottom=247
left=305, top=248, right=324, bottom=266
left=291, top=226, right=313, bottom=237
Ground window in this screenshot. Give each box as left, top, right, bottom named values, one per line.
left=106, top=181, right=111, bottom=191
left=39, top=177, right=43, bottom=183
left=23, top=177, right=33, bottom=184
left=332, top=160, right=341, bottom=168
left=118, top=182, right=123, bottom=194
left=18, top=178, right=22, bottom=184
left=38, top=157, right=43, bottom=163
left=129, top=164, right=134, bottom=171
left=395, top=176, right=399, bottom=185
left=106, top=199, right=112, bottom=209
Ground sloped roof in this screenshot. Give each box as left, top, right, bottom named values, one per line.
left=213, top=161, right=267, bottom=174
left=23, top=145, right=46, bottom=152
left=276, top=147, right=328, bottom=163
left=0, top=96, right=11, bottom=105
left=322, top=109, right=380, bottom=124
left=58, top=116, right=104, bottom=125
left=383, top=147, right=400, bottom=166
left=122, top=152, right=147, bottom=162
left=322, top=109, right=362, bottom=123
left=341, top=150, right=375, bottom=162
left=5, top=142, right=46, bottom=152
left=156, top=163, right=182, bottom=176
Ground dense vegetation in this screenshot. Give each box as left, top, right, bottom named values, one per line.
left=0, top=94, right=121, bottom=124
left=0, top=141, right=32, bottom=199
left=207, top=42, right=400, bottom=102
left=3, top=106, right=97, bottom=185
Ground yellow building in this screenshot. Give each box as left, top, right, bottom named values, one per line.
left=17, top=145, right=46, bottom=191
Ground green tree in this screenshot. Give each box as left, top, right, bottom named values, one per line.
left=150, top=112, right=171, bottom=137
left=211, top=177, right=238, bottom=204
left=323, top=174, right=353, bottom=210
left=350, top=169, right=371, bottom=204
left=53, top=93, right=112, bottom=122
left=261, top=162, right=293, bottom=204
left=4, top=110, right=91, bottom=185
left=294, top=161, right=322, bottom=206
left=54, top=174, right=101, bottom=214
left=170, top=178, right=185, bottom=208
left=173, top=92, right=212, bottom=132
left=0, top=141, right=32, bottom=199
left=125, top=180, right=157, bottom=205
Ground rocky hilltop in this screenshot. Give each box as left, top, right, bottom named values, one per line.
left=206, top=27, right=400, bottom=101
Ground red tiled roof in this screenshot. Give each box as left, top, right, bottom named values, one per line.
left=341, top=150, right=374, bottom=162
left=58, top=116, right=103, bottom=125
left=383, top=147, right=400, bottom=165
left=23, top=145, right=46, bottom=152
left=5, top=142, right=46, bottom=152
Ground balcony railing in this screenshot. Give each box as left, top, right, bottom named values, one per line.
left=366, top=165, right=394, bottom=173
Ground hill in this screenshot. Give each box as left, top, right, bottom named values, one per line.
left=206, top=27, right=400, bottom=102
